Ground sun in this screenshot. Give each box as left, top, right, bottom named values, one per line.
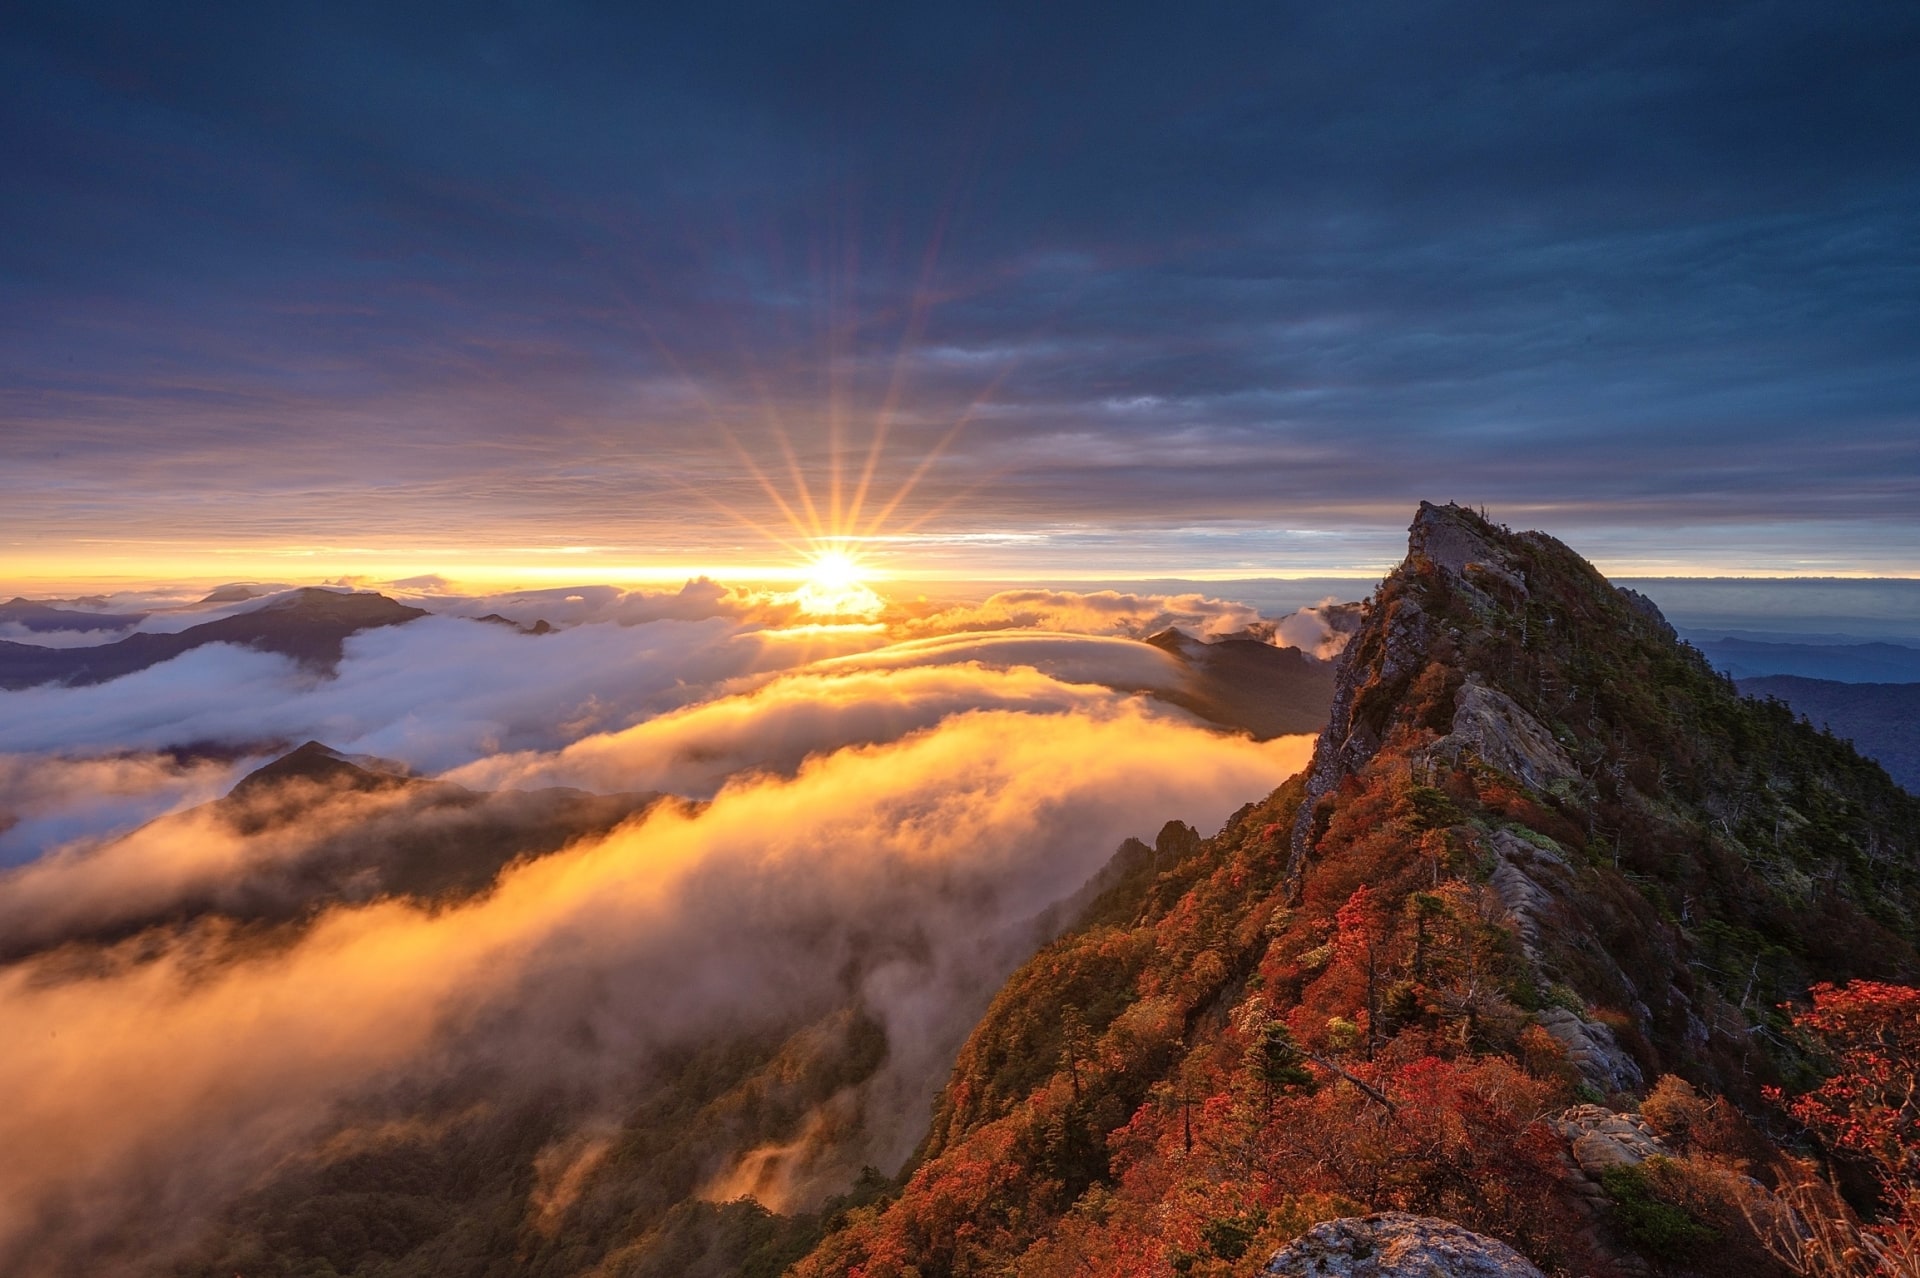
left=793, top=547, right=885, bottom=618
left=805, top=549, right=863, bottom=594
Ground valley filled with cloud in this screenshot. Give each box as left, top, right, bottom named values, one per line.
left=0, top=579, right=1322, bottom=1272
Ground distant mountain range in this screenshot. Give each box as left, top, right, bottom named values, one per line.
left=1685, top=636, right=1920, bottom=793
left=0, top=588, right=426, bottom=689
left=1692, top=634, right=1920, bottom=682
left=0, top=597, right=147, bottom=633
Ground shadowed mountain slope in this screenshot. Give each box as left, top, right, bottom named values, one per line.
left=1147, top=627, right=1340, bottom=738
left=0, top=588, right=426, bottom=689
left=1738, top=675, right=1920, bottom=794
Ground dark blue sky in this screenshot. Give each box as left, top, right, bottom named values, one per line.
left=4, top=1, right=1917, bottom=581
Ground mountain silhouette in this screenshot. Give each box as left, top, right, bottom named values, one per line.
left=0, top=588, right=427, bottom=689
left=0, top=739, right=665, bottom=964
left=0, top=597, right=146, bottom=634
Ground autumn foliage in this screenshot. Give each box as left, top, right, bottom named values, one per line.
left=1750, top=982, right=1920, bottom=1277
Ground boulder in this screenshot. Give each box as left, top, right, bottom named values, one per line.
left=1552, top=1104, right=1671, bottom=1177
left=1263, top=1212, right=1544, bottom=1277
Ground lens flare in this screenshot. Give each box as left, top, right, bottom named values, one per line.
left=795, top=548, right=884, bottom=617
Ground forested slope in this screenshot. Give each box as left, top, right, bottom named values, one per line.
left=792, top=502, right=1920, bottom=1277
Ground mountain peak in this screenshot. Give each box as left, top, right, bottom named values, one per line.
left=248, top=587, right=425, bottom=624
left=1290, top=499, right=1920, bottom=1087
left=1407, top=499, right=1508, bottom=576
left=227, top=740, right=413, bottom=802
left=787, top=504, right=1920, bottom=1276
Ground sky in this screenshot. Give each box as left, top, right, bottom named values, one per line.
left=4, top=0, right=1918, bottom=587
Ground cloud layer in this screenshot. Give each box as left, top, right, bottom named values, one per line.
left=0, top=702, right=1311, bottom=1272
left=0, top=576, right=1327, bottom=1269
left=0, top=583, right=1340, bottom=862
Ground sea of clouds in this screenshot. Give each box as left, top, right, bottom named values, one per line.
left=0, top=578, right=1341, bottom=1272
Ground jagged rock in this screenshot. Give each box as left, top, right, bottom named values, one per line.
left=1262, top=1212, right=1544, bottom=1277
left=1291, top=502, right=1539, bottom=888
left=1435, top=679, right=1579, bottom=791
left=1538, top=1008, right=1645, bottom=1095
left=1154, top=819, right=1201, bottom=861
left=1409, top=503, right=1506, bottom=577
left=1288, top=593, right=1431, bottom=888
left=1464, top=558, right=1529, bottom=601
left=1553, top=1104, right=1671, bottom=1176
left=1482, top=827, right=1648, bottom=1094
left=1486, top=828, right=1573, bottom=967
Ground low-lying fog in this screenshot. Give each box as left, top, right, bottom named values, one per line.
left=0, top=577, right=1335, bottom=1271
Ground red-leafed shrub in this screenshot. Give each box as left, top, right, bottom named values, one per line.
left=1751, top=982, right=1920, bottom=1277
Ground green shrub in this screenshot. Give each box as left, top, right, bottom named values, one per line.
left=1600, top=1161, right=1717, bottom=1258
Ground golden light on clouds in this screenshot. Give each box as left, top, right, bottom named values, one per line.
left=794, top=546, right=885, bottom=618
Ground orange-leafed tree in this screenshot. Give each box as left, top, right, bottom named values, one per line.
left=1331, top=884, right=1390, bottom=1060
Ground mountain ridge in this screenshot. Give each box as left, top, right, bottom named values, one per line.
left=1736, top=674, right=1920, bottom=794
left=787, top=501, right=1920, bottom=1277
left=0, top=588, right=427, bottom=689
left=0, top=740, right=667, bottom=965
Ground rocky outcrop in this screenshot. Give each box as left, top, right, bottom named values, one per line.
left=1288, top=501, right=1532, bottom=890
left=1537, top=1008, right=1645, bottom=1095
left=1552, top=1104, right=1671, bottom=1178
left=1485, top=828, right=1572, bottom=966
left=1433, top=679, right=1578, bottom=791
left=1546, top=1106, right=1673, bottom=1277
left=1485, top=828, right=1646, bottom=1093
left=1285, top=501, right=1694, bottom=1090
left=1262, top=1212, right=1544, bottom=1277
left=1287, top=591, right=1431, bottom=892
